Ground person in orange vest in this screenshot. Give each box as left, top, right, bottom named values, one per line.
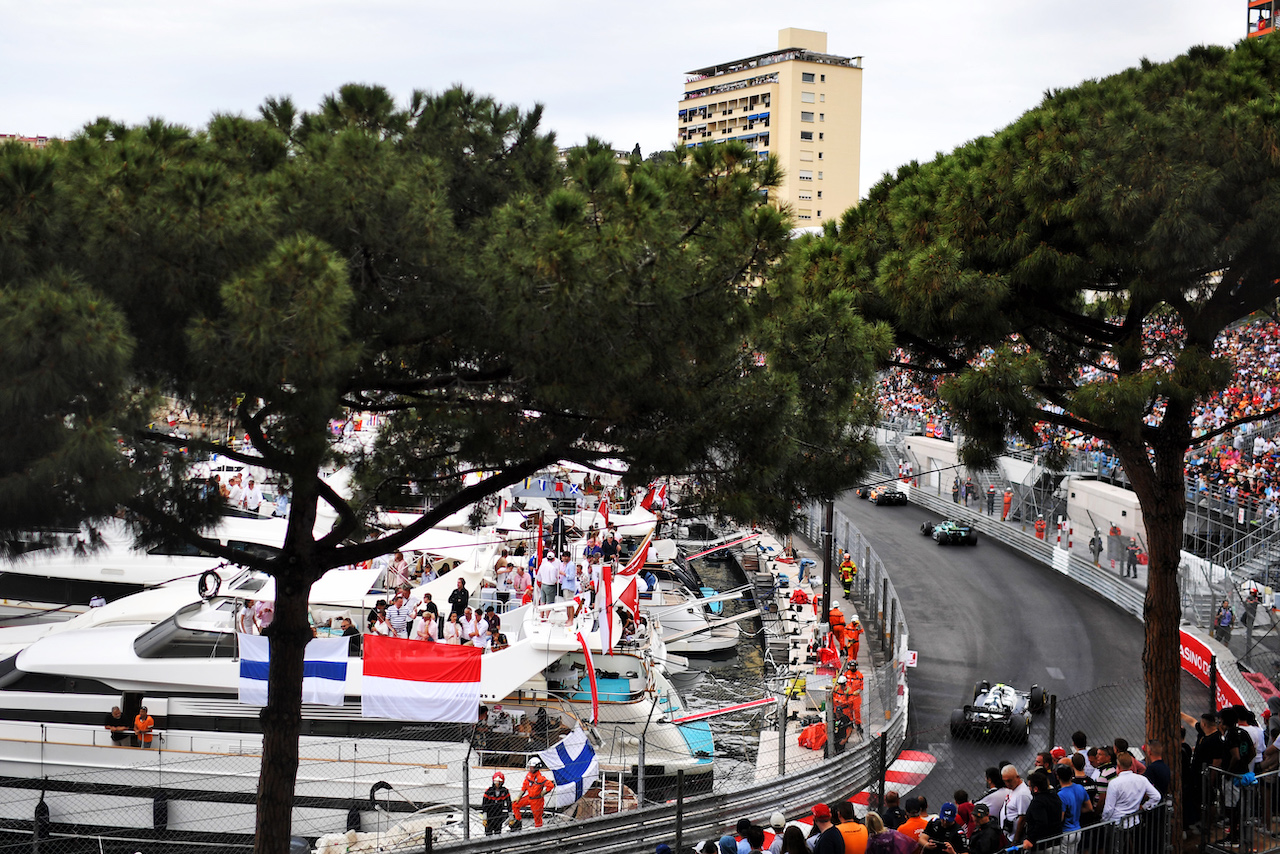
left=847, top=663, right=865, bottom=734
left=1001, top=487, right=1013, bottom=521
left=840, top=553, right=857, bottom=597
left=828, top=604, right=848, bottom=655
left=848, top=618, right=864, bottom=662
left=509, top=757, right=555, bottom=830
left=1034, top=515, right=1047, bottom=539
left=834, top=673, right=856, bottom=721
left=133, top=706, right=156, bottom=749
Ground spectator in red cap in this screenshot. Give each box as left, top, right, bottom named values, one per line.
left=811, top=803, right=844, bottom=854
left=1051, top=747, right=1067, bottom=762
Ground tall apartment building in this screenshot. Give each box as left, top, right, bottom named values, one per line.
left=678, top=28, right=863, bottom=224
left=1249, top=0, right=1275, bottom=36
left=0, top=134, right=55, bottom=149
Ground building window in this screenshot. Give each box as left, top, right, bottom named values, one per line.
left=798, top=192, right=812, bottom=201
left=817, top=171, right=823, bottom=180
left=820, top=94, right=825, bottom=102
left=819, top=133, right=824, bottom=140
left=800, top=150, right=814, bottom=162
left=817, top=210, right=821, bottom=217
left=820, top=74, right=826, bottom=82
left=801, top=112, right=814, bottom=123
left=817, top=191, right=822, bottom=199
left=798, top=170, right=813, bottom=181
left=797, top=209, right=812, bottom=220
left=800, top=131, right=813, bottom=141
left=818, top=152, right=823, bottom=160
left=819, top=113, right=825, bottom=122
left=802, top=72, right=815, bottom=83
left=801, top=92, right=815, bottom=103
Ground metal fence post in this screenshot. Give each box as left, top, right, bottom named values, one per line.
left=887, top=600, right=898, bottom=657
left=881, top=579, right=889, bottom=653
left=826, top=683, right=836, bottom=758
left=424, top=825, right=433, bottom=854
left=462, top=759, right=470, bottom=840
left=1209, top=655, right=1218, bottom=711
left=675, top=770, right=685, bottom=853
left=877, top=731, right=888, bottom=810
left=778, top=697, right=787, bottom=778
left=1047, top=694, right=1057, bottom=751
left=638, top=733, right=646, bottom=805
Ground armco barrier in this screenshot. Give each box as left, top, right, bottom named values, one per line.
left=436, top=705, right=908, bottom=854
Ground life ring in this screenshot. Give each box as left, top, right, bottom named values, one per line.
left=197, top=570, right=221, bottom=600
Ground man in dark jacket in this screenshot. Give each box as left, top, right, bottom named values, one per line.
left=481, top=772, right=511, bottom=835
left=968, top=804, right=1003, bottom=854
left=1021, top=771, right=1063, bottom=848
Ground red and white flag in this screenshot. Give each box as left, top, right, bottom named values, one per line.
left=575, top=631, right=599, bottom=724
left=362, top=635, right=482, bottom=723
left=600, top=563, right=614, bottom=650
left=598, top=496, right=610, bottom=528
left=620, top=531, right=653, bottom=576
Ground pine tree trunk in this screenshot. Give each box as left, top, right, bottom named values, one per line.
left=253, top=573, right=313, bottom=854
left=1128, top=438, right=1187, bottom=845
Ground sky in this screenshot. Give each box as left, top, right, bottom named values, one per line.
left=1, top=1, right=1246, bottom=200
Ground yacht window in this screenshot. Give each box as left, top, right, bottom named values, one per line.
left=134, top=603, right=236, bottom=659
left=226, top=541, right=282, bottom=560
left=146, top=538, right=219, bottom=557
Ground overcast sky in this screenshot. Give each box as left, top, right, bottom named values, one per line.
left=2, top=1, right=1245, bottom=201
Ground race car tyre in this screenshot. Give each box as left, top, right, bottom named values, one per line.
left=937, top=533, right=949, bottom=546
left=858, top=488, right=869, bottom=499
left=1014, top=715, right=1031, bottom=744
left=950, top=709, right=966, bottom=739
left=920, top=522, right=934, bottom=536
left=973, top=681, right=987, bottom=702
left=968, top=535, right=978, bottom=546
left=1030, top=685, right=1046, bottom=713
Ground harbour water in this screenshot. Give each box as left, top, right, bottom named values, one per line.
left=678, top=554, right=771, bottom=787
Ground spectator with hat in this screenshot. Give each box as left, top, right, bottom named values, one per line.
left=766, top=812, right=788, bottom=854
left=811, top=803, right=845, bottom=854
left=967, top=805, right=1002, bottom=854
left=920, top=802, right=967, bottom=853
left=898, top=798, right=928, bottom=842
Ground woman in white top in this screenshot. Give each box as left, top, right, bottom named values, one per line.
left=370, top=611, right=394, bottom=637
left=460, top=608, right=479, bottom=644
left=442, top=613, right=463, bottom=645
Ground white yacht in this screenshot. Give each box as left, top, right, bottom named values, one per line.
left=0, top=515, right=292, bottom=624
left=0, top=575, right=713, bottom=844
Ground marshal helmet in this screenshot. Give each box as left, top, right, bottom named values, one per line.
left=492, top=772, right=505, bottom=785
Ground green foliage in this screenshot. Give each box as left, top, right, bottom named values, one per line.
left=821, top=36, right=1280, bottom=474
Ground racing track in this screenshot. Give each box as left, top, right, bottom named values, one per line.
left=836, top=491, right=1159, bottom=801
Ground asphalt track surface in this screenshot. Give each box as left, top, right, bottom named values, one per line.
left=835, top=492, right=1156, bottom=801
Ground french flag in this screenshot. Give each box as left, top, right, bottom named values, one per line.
left=362, top=635, right=482, bottom=723
left=238, top=633, right=348, bottom=707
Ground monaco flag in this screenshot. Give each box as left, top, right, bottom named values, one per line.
left=362, top=635, right=482, bottom=723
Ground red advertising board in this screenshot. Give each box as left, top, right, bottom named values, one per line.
left=1180, top=628, right=1245, bottom=710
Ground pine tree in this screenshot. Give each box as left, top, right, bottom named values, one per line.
left=0, top=86, right=884, bottom=853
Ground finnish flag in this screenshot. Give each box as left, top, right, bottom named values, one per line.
left=538, top=725, right=600, bottom=809
left=238, top=633, right=349, bottom=707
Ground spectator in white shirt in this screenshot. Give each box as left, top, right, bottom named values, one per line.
left=1100, top=752, right=1160, bottom=827
left=537, top=552, right=560, bottom=604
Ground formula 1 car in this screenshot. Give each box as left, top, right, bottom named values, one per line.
left=870, top=485, right=908, bottom=506
left=950, top=680, right=1046, bottom=743
left=920, top=519, right=977, bottom=545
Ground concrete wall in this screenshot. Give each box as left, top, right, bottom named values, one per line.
left=1064, top=478, right=1145, bottom=543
